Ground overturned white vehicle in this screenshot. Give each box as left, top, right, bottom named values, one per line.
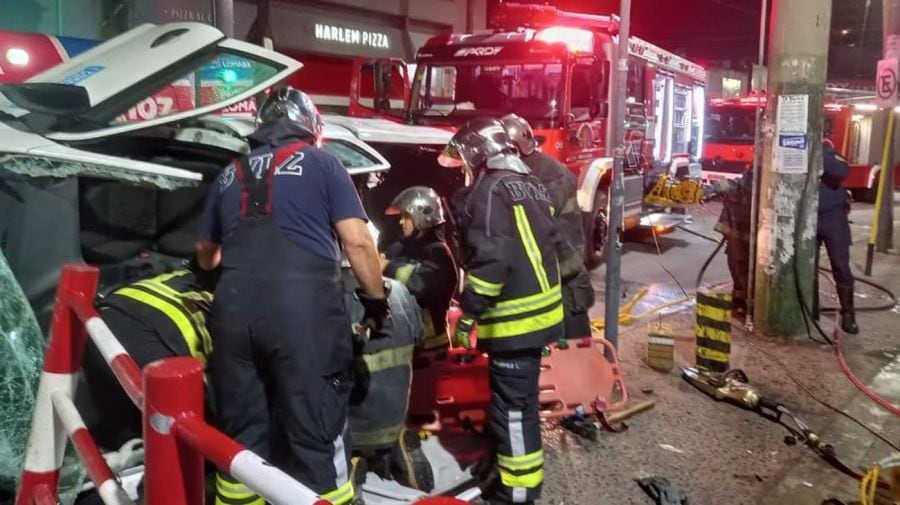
left=0, top=22, right=475, bottom=505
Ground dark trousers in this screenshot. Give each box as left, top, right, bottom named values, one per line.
left=209, top=276, right=352, bottom=501
left=562, top=270, right=595, bottom=339
left=488, top=349, right=544, bottom=504
left=725, top=238, right=750, bottom=307
left=817, top=209, right=855, bottom=289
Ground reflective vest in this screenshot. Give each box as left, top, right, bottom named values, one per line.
left=102, top=270, right=213, bottom=363
left=455, top=168, right=564, bottom=351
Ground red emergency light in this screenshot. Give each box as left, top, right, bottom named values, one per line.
left=535, top=26, right=594, bottom=53
left=490, top=2, right=619, bottom=34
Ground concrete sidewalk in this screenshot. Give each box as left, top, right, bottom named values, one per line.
left=539, top=212, right=900, bottom=504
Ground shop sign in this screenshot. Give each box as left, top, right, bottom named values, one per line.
left=314, top=23, right=390, bottom=50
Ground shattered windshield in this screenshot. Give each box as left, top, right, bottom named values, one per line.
left=410, top=62, right=563, bottom=122
left=0, top=250, right=43, bottom=496
left=706, top=106, right=756, bottom=144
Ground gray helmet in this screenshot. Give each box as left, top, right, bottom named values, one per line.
left=257, top=87, right=324, bottom=141
left=438, top=117, right=530, bottom=174
left=500, top=113, right=538, bottom=156
left=386, top=186, right=445, bottom=229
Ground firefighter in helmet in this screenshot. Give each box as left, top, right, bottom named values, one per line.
left=501, top=114, right=595, bottom=338
left=382, top=186, right=459, bottom=349
left=440, top=117, right=563, bottom=504
left=196, top=87, right=388, bottom=505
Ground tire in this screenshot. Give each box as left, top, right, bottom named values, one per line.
left=584, top=189, right=609, bottom=270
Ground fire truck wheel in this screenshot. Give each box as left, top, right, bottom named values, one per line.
left=585, top=190, right=609, bottom=270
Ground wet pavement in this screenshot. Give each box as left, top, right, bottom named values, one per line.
left=537, top=197, right=900, bottom=505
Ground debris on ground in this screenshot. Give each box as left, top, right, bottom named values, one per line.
left=636, top=476, right=690, bottom=505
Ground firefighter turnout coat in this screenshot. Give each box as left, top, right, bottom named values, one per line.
left=455, top=168, right=564, bottom=351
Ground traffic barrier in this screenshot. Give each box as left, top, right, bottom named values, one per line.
left=695, top=290, right=732, bottom=375
left=14, top=264, right=329, bottom=505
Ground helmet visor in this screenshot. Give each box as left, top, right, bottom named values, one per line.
left=438, top=144, right=465, bottom=168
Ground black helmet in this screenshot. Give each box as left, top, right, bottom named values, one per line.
left=438, top=117, right=530, bottom=174
left=500, top=113, right=538, bottom=156
left=386, top=186, right=445, bottom=229
left=256, top=87, right=323, bottom=141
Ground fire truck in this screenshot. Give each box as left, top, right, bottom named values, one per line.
left=702, top=96, right=900, bottom=202
left=406, top=3, right=708, bottom=265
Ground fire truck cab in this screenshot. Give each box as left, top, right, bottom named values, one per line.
left=702, top=97, right=900, bottom=202
left=407, top=3, right=707, bottom=266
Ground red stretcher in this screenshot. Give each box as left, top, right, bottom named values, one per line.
left=408, top=329, right=628, bottom=432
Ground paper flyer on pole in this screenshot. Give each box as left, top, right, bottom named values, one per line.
left=773, top=94, right=809, bottom=174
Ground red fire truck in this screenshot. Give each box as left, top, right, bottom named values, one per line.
left=702, top=96, right=900, bottom=202
left=405, top=2, right=708, bottom=265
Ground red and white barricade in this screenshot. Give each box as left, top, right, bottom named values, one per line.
left=15, top=264, right=465, bottom=505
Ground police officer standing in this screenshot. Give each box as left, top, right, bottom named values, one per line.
left=819, top=140, right=858, bottom=334
left=195, top=87, right=389, bottom=505
left=440, top=118, right=563, bottom=505
left=501, top=114, right=595, bottom=338
left=383, top=186, right=459, bottom=349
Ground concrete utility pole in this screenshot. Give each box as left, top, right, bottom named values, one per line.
left=603, top=0, right=631, bottom=349
left=753, top=0, right=832, bottom=337
left=877, top=0, right=900, bottom=252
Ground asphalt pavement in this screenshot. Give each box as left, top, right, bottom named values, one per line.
left=538, top=196, right=900, bottom=505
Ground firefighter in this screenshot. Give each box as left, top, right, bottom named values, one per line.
left=342, top=267, right=435, bottom=491
left=501, top=114, right=595, bottom=338
left=439, top=118, right=563, bottom=505
left=714, top=170, right=753, bottom=318
left=819, top=140, right=858, bottom=334
left=195, top=87, right=389, bottom=505
left=382, top=186, right=459, bottom=349
left=78, top=267, right=213, bottom=452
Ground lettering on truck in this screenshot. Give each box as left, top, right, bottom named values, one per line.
left=454, top=46, right=504, bottom=57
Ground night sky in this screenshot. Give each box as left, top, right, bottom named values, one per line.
left=489, top=0, right=883, bottom=83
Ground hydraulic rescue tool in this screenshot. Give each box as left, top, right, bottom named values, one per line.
left=682, top=367, right=895, bottom=494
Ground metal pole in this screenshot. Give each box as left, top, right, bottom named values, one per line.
left=746, top=0, right=769, bottom=329
left=877, top=0, right=900, bottom=252
left=214, top=0, right=234, bottom=37
left=603, top=0, right=631, bottom=349
left=144, top=358, right=206, bottom=505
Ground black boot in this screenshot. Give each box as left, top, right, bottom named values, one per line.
left=837, top=285, right=859, bottom=335
left=389, top=429, right=435, bottom=492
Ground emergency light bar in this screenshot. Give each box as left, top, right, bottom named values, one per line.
left=490, top=2, right=618, bottom=33
left=535, top=27, right=594, bottom=54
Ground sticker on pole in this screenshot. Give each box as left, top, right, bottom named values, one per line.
left=773, top=94, right=809, bottom=174
left=876, top=58, right=899, bottom=108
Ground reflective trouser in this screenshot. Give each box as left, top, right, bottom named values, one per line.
left=488, top=349, right=544, bottom=504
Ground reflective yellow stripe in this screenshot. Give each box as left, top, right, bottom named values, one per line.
left=422, top=332, right=449, bottom=349
left=353, top=422, right=406, bottom=446
left=482, top=285, right=562, bottom=319
left=498, top=449, right=543, bottom=471
left=499, top=467, right=544, bottom=489
left=215, top=474, right=263, bottom=505
left=394, top=264, right=417, bottom=285
left=513, top=205, right=550, bottom=292
left=136, top=274, right=213, bottom=357
left=477, top=303, right=563, bottom=339
left=467, top=273, right=504, bottom=297
left=116, top=287, right=205, bottom=364
left=321, top=479, right=355, bottom=505
left=359, top=344, right=413, bottom=373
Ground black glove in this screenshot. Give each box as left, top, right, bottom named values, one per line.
left=357, top=287, right=393, bottom=339
left=187, top=255, right=221, bottom=293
